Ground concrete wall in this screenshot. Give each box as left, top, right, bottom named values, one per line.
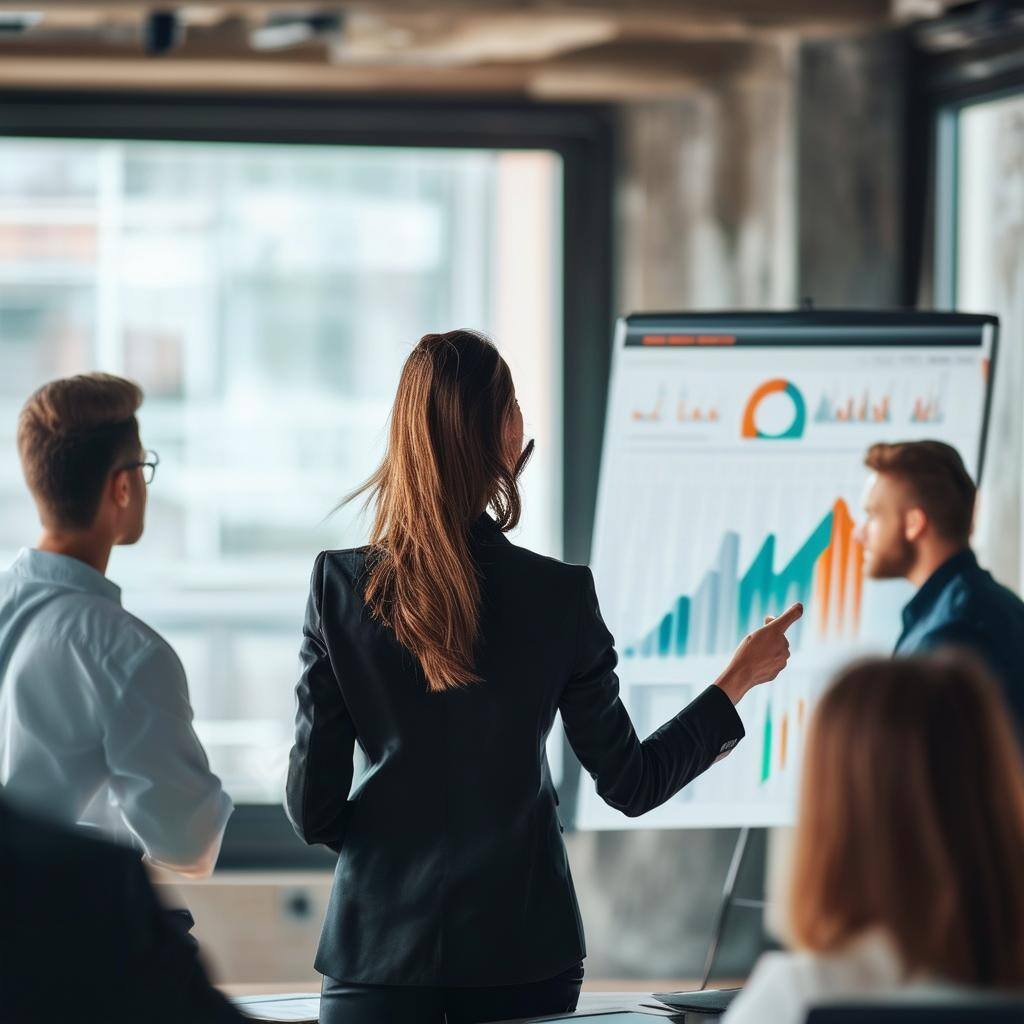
left=797, top=32, right=910, bottom=307
left=616, top=56, right=797, bottom=315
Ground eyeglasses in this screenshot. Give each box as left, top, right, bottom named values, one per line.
left=121, top=450, right=160, bottom=485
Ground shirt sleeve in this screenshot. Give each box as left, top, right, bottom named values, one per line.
left=558, top=566, right=745, bottom=818
left=102, top=640, right=233, bottom=873
left=722, top=953, right=806, bottom=1024
left=285, top=552, right=357, bottom=852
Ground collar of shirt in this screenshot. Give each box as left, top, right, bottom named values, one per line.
left=9, top=548, right=122, bottom=606
left=470, top=513, right=510, bottom=545
left=900, top=547, right=977, bottom=634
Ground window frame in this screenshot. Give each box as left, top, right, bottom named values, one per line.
left=917, top=7, right=1024, bottom=308
left=0, top=90, right=615, bottom=869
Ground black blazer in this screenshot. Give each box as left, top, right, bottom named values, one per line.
left=286, top=515, right=744, bottom=987
left=0, top=798, right=242, bottom=1024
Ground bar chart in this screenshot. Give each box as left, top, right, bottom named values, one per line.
left=623, top=498, right=863, bottom=660
left=814, top=391, right=892, bottom=424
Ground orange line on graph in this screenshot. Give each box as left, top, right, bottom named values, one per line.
left=815, top=498, right=865, bottom=638
left=779, top=713, right=789, bottom=770
left=816, top=534, right=834, bottom=635
left=677, top=399, right=720, bottom=424
left=632, top=389, right=665, bottom=422
left=797, top=699, right=806, bottom=729
left=834, top=499, right=851, bottom=631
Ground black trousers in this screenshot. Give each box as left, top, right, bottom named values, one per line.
left=319, top=961, right=584, bottom=1024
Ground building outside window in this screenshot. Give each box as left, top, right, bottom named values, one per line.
left=944, top=92, right=1024, bottom=589
left=0, top=137, right=563, bottom=804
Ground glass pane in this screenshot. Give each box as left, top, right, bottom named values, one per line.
left=956, top=94, right=1024, bottom=583
left=0, top=137, right=563, bottom=802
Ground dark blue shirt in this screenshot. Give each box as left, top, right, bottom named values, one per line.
left=895, top=548, right=1024, bottom=735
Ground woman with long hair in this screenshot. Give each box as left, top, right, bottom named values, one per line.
left=724, top=655, right=1024, bottom=1024
left=286, top=329, right=802, bottom=1024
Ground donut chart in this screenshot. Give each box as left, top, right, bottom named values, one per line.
left=741, top=378, right=807, bottom=439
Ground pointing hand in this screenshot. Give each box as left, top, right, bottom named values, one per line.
left=715, top=602, right=804, bottom=705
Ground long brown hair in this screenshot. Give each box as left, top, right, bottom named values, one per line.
left=349, top=330, right=531, bottom=692
left=789, top=655, right=1024, bottom=987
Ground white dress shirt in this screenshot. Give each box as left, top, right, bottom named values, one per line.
left=0, top=549, right=232, bottom=873
left=724, top=931, right=969, bottom=1024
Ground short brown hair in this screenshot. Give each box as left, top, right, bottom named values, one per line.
left=17, top=373, right=144, bottom=530
left=864, top=440, right=975, bottom=543
left=789, top=656, right=1024, bottom=986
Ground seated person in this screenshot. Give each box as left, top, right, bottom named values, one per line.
left=0, top=794, right=243, bottom=1024
left=724, top=655, right=1024, bottom=1024
left=0, top=373, right=231, bottom=876
left=855, top=440, right=1024, bottom=738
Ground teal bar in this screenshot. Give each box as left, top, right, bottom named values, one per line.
left=761, top=702, right=773, bottom=783
left=626, top=503, right=844, bottom=660
left=657, top=612, right=673, bottom=656
left=674, top=596, right=690, bottom=656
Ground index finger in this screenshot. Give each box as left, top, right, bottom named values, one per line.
left=767, top=602, right=803, bottom=633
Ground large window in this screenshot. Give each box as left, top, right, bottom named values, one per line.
left=0, top=136, right=563, bottom=803
left=936, top=88, right=1024, bottom=589
left=955, top=93, right=1024, bottom=314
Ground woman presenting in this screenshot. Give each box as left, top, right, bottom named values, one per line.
left=286, top=329, right=802, bottom=1024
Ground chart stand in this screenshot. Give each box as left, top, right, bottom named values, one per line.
left=699, top=826, right=767, bottom=990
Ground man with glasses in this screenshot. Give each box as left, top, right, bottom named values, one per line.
left=0, top=373, right=232, bottom=877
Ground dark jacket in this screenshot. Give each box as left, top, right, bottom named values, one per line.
left=895, top=548, right=1024, bottom=734
left=0, top=798, right=242, bottom=1024
left=286, top=515, right=744, bottom=987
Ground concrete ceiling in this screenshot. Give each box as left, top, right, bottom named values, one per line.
left=0, top=1, right=972, bottom=97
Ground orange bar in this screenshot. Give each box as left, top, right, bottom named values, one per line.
left=779, top=713, right=789, bottom=770
left=851, top=536, right=864, bottom=634
left=696, top=334, right=736, bottom=346
left=667, top=334, right=696, bottom=345
left=816, top=538, right=834, bottom=636
left=833, top=499, right=851, bottom=634
left=642, top=334, right=667, bottom=346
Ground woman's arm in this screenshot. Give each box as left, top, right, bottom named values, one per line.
left=559, top=566, right=798, bottom=817
left=285, top=552, right=357, bottom=852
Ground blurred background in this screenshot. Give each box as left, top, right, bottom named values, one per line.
left=1, top=0, right=1023, bottom=993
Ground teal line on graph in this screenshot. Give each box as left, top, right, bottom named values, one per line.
left=623, top=506, right=835, bottom=659
left=761, top=703, right=773, bottom=783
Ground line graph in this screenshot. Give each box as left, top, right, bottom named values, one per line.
left=624, top=498, right=863, bottom=660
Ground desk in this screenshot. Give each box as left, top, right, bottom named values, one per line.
left=503, top=991, right=720, bottom=1022
left=228, top=989, right=722, bottom=1023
